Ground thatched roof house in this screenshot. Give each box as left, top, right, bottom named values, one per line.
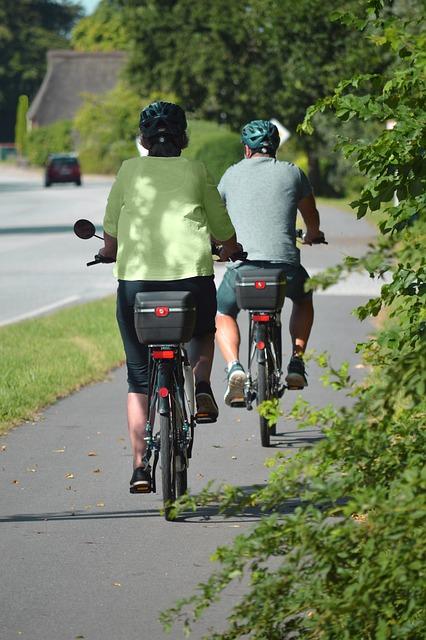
left=28, top=50, right=126, bottom=128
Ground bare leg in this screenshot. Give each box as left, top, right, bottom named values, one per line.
left=289, top=296, right=314, bottom=356
left=127, top=392, right=148, bottom=468
left=215, top=313, right=241, bottom=365
left=187, top=332, right=215, bottom=384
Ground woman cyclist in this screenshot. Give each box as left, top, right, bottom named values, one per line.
left=100, top=101, right=241, bottom=493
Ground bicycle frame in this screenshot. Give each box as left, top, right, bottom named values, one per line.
left=244, top=310, right=284, bottom=408
left=142, top=345, right=195, bottom=493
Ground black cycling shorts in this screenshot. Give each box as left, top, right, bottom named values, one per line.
left=116, top=276, right=216, bottom=394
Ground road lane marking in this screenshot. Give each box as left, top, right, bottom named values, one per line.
left=0, top=296, right=81, bottom=327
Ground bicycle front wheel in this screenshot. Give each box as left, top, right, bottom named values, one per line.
left=160, top=413, right=175, bottom=520
left=257, top=356, right=271, bottom=447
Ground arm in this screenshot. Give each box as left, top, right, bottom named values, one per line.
left=100, top=231, right=118, bottom=260
left=297, top=193, right=325, bottom=244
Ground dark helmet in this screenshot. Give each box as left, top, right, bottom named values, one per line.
left=139, top=101, right=187, bottom=138
left=241, top=119, right=280, bottom=152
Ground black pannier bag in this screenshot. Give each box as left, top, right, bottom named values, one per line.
left=134, top=291, right=196, bottom=345
left=235, top=267, right=287, bottom=311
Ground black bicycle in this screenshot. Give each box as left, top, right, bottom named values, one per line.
left=74, top=219, right=196, bottom=520
left=234, top=230, right=327, bottom=447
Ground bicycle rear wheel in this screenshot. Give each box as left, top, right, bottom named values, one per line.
left=160, top=413, right=175, bottom=520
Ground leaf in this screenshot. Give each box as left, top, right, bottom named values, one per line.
left=65, top=473, right=74, bottom=479
left=96, top=502, right=105, bottom=507
left=87, top=451, right=97, bottom=457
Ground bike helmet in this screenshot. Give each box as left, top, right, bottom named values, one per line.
left=241, top=119, right=280, bottom=153
left=139, top=101, right=187, bottom=138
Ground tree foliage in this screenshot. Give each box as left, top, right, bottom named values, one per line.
left=122, top=0, right=385, bottom=192
left=71, top=0, right=128, bottom=51
left=0, top=0, right=82, bottom=142
left=160, top=2, right=426, bottom=637
left=14, top=95, right=29, bottom=156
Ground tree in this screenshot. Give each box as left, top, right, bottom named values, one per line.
left=122, top=0, right=385, bottom=192
left=0, top=0, right=82, bottom=143
left=71, top=0, right=128, bottom=51
left=14, top=95, right=29, bottom=157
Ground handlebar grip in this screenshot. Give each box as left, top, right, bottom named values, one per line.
left=296, top=229, right=328, bottom=244
left=86, top=254, right=116, bottom=266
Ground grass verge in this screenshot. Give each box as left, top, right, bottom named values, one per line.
left=0, top=296, right=124, bottom=435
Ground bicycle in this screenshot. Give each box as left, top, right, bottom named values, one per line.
left=74, top=218, right=196, bottom=520
left=232, top=230, right=328, bottom=447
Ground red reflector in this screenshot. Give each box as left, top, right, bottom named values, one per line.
left=152, top=350, right=175, bottom=359
left=159, top=387, right=169, bottom=398
left=155, top=306, right=169, bottom=317
left=256, top=341, right=265, bottom=350
left=253, top=314, right=270, bottom=322
left=255, top=281, right=266, bottom=289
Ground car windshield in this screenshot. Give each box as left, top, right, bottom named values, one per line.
left=51, top=158, right=78, bottom=167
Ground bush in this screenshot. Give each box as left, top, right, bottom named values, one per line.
left=161, top=4, right=426, bottom=638
left=184, top=120, right=242, bottom=184
left=27, top=120, right=74, bottom=166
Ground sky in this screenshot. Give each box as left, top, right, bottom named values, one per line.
left=80, top=0, right=100, bottom=15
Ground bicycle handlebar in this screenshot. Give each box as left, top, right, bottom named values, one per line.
left=86, top=254, right=116, bottom=267
left=295, top=229, right=328, bottom=244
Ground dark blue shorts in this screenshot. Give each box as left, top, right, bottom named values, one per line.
left=116, top=276, right=216, bottom=394
left=217, top=262, right=311, bottom=319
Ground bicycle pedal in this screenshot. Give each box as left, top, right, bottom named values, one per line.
left=195, top=413, right=217, bottom=424
left=129, top=484, right=152, bottom=494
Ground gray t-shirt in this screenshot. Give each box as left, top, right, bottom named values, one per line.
left=218, top=157, right=312, bottom=265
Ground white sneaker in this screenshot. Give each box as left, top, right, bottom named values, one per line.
left=224, top=362, right=246, bottom=407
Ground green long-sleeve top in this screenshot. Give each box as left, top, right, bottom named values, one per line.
left=103, top=156, right=235, bottom=280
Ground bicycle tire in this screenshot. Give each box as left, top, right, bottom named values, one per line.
left=160, top=413, right=175, bottom=520
left=176, top=453, right=187, bottom=497
left=257, top=356, right=271, bottom=447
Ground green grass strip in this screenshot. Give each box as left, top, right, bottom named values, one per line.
left=0, top=296, right=124, bottom=435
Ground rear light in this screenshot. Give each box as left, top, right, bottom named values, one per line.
left=256, top=341, right=265, bottom=350
left=252, top=314, right=270, bottom=322
left=152, top=350, right=175, bottom=359
left=255, top=281, right=266, bottom=289
left=159, top=387, right=169, bottom=397
left=155, top=306, right=169, bottom=317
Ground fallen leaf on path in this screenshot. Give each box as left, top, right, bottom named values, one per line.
left=212, top=444, right=223, bottom=448
left=65, top=473, right=74, bottom=479
left=26, top=467, right=37, bottom=473
left=96, top=431, right=102, bottom=435
left=112, top=582, right=121, bottom=587
left=197, top=473, right=205, bottom=479
left=53, top=448, right=65, bottom=453
left=231, top=456, right=237, bottom=460
left=96, top=502, right=105, bottom=507
left=92, top=468, right=101, bottom=474
left=1, top=445, right=7, bottom=452
left=11, top=480, right=19, bottom=485
left=235, top=418, right=241, bottom=422
left=355, top=364, right=366, bottom=369
left=66, top=485, right=72, bottom=490
left=87, top=451, right=97, bottom=457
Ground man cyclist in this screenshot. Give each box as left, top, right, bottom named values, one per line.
left=100, top=101, right=241, bottom=493
left=215, top=119, right=325, bottom=406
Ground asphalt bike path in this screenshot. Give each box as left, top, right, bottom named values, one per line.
left=1, top=167, right=378, bottom=639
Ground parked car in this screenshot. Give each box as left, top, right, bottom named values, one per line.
left=45, top=154, right=82, bottom=187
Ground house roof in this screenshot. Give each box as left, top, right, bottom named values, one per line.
left=28, top=50, right=127, bottom=127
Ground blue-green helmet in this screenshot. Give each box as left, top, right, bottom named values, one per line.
left=241, top=120, right=280, bottom=153
left=139, top=101, right=187, bottom=138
